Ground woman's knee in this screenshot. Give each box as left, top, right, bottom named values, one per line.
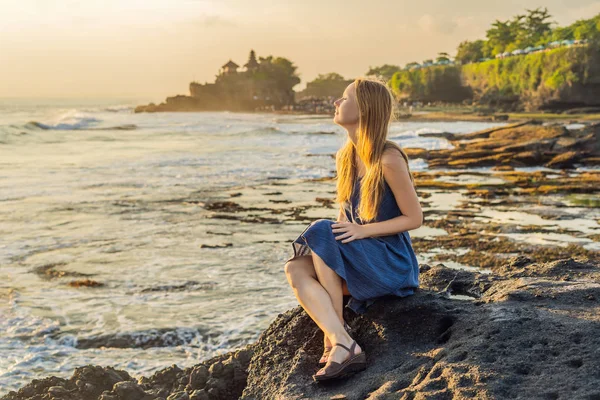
left=284, top=256, right=316, bottom=289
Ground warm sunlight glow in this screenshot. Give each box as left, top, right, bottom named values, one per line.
left=1, top=0, right=599, bottom=100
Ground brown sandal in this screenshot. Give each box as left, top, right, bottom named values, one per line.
left=318, top=321, right=351, bottom=367
left=313, top=340, right=366, bottom=381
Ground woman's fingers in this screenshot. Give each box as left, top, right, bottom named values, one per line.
left=335, top=231, right=352, bottom=240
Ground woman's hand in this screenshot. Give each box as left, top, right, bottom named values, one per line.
left=331, top=222, right=368, bottom=243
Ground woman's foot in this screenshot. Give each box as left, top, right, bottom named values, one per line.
left=319, top=321, right=350, bottom=366
left=319, top=339, right=333, bottom=366
left=315, top=330, right=361, bottom=377
left=313, top=339, right=366, bottom=381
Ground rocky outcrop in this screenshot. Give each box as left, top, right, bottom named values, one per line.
left=2, top=348, right=253, bottom=400
left=405, top=121, right=600, bottom=169
left=4, top=257, right=599, bottom=400
left=239, top=257, right=599, bottom=399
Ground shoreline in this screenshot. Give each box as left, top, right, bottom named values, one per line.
left=2, top=120, right=599, bottom=399
left=140, top=108, right=600, bottom=124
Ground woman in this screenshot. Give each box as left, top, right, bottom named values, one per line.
left=284, top=77, right=423, bottom=381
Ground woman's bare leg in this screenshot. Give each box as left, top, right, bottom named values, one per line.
left=284, top=254, right=361, bottom=375
left=312, top=251, right=345, bottom=324
left=284, top=255, right=342, bottom=337
left=323, top=281, right=350, bottom=350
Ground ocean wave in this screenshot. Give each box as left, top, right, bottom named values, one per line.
left=25, top=116, right=100, bottom=130
left=68, top=326, right=219, bottom=349
left=104, top=105, right=134, bottom=113
left=25, top=121, right=136, bottom=131
left=23, top=108, right=137, bottom=131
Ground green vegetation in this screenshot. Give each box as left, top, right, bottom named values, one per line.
left=389, top=65, right=472, bottom=103
left=461, top=45, right=600, bottom=109
left=365, top=65, right=401, bottom=82
left=296, top=73, right=353, bottom=99
left=455, top=8, right=600, bottom=63
left=566, top=194, right=600, bottom=208
left=379, top=9, right=600, bottom=110
left=189, top=50, right=300, bottom=110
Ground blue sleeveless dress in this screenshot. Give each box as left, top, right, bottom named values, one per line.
left=286, top=175, right=420, bottom=314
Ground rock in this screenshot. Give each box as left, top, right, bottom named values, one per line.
left=545, top=151, right=581, bottom=168
left=239, top=258, right=600, bottom=400
left=419, top=131, right=457, bottom=140
left=189, top=389, right=210, bottom=400
left=419, top=263, right=432, bottom=273
left=420, top=122, right=599, bottom=169
left=47, top=386, right=69, bottom=395
left=508, top=255, right=534, bottom=269
left=68, top=279, right=104, bottom=287
left=233, top=349, right=253, bottom=366
left=112, top=381, right=147, bottom=399
left=492, top=165, right=515, bottom=171
left=98, top=392, right=118, bottom=400
left=205, top=377, right=227, bottom=393
left=167, top=391, right=189, bottom=400
left=5, top=258, right=600, bottom=400
left=208, top=361, right=223, bottom=378
left=187, top=365, right=209, bottom=390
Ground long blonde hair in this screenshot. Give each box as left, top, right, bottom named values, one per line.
left=335, top=77, right=415, bottom=223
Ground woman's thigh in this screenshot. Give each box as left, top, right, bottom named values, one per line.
left=285, top=255, right=351, bottom=296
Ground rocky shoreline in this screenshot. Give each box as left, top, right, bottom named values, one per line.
left=4, top=256, right=598, bottom=400
left=3, top=121, right=599, bottom=400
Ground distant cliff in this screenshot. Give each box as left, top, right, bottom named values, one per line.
left=389, top=44, right=600, bottom=111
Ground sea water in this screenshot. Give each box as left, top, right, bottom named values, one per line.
left=0, top=97, right=520, bottom=394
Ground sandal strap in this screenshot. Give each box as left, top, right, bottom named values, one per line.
left=332, top=340, right=356, bottom=356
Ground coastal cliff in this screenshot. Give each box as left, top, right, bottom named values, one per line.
left=389, top=44, right=600, bottom=112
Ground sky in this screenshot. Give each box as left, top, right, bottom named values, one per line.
left=1, top=0, right=599, bottom=102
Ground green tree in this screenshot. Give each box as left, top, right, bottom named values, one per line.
left=436, top=52, right=451, bottom=63
left=366, top=64, right=401, bottom=81
left=315, top=72, right=346, bottom=81
left=524, top=7, right=554, bottom=45
left=456, top=40, right=485, bottom=64
left=572, top=15, right=600, bottom=41
left=251, top=55, right=301, bottom=105
left=297, top=73, right=353, bottom=98
left=485, top=19, right=516, bottom=56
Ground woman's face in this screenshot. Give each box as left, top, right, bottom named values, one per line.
left=333, top=82, right=359, bottom=129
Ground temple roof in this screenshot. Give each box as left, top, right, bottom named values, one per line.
left=222, top=60, right=239, bottom=69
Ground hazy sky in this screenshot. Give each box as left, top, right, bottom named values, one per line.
left=1, top=0, right=599, bottom=101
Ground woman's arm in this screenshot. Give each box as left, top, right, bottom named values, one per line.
left=362, top=150, right=423, bottom=237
